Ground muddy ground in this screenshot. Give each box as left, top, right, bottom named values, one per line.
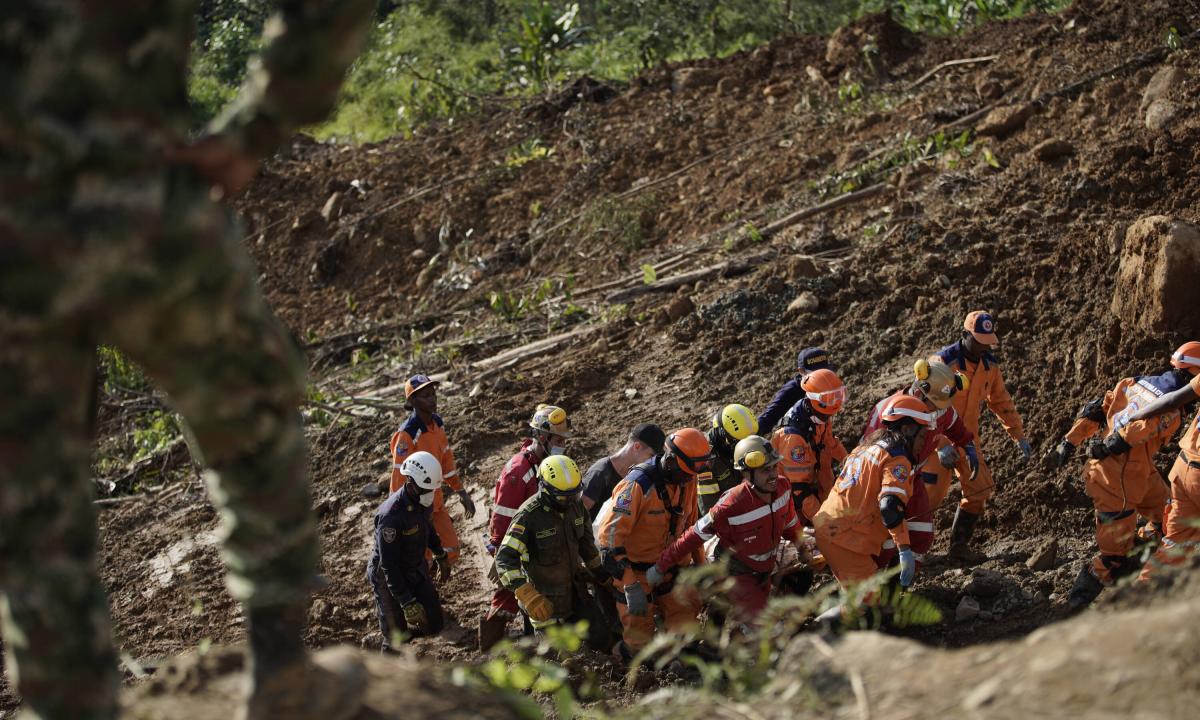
left=4, top=0, right=1200, bottom=713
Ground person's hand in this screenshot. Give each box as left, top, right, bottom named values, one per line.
left=1046, top=440, right=1074, bottom=469
left=937, top=444, right=958, bottom=469
left=457, top=490, right=477, bottom=519
left=645, top=565, right=665, bottom=587
left=164, top=134, right=260, bottom=199
left=432, top=550, right=452, bottom=582
left=898, top=547, right=917, bottom=588
left=514, top=584, right=554, bottom=622
left=624, top=583, right=648, bottom=617
left=402, top=600, right=428, bottom=630
left=965, top=443, right=980, bottom=480
left=1087, top=440, right=1111, bottom=461
left=1017, top=438, right=1033, bottom=461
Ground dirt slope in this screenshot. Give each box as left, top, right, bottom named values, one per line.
left=5, top=0, right=1200, bottom=713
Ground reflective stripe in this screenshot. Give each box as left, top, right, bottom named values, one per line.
left=882, top=539, right=896, bottom=549
left=492, top=505, right=519, bottom=518
left=500, top=569, right=526, bottom=584
left=880, top=486, right=908, bottom=499
left=393, top=463, right=404, bottom=470
left=696, top=515, right=715, bottom=541
left=908, top=521, right=934, bottom=532
left=502, top=536, right=527, bottom=555
left=784, top=516, right=798, bottom=530
left=441, top=545, right=460, bottom=553
left=698, top=484, right=719, bottom=494
left=444, top=469, right=459, bottom=479
left=728, top=493, right=791, bottom=526
left=747, top=551, right=774, bottom=562
left=522, top=468, right=536, bottom=482
left=1172, top=351, right=1200, bottom=366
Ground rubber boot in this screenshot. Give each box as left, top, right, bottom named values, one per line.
left=477, top=613, right=509, bottom=652
left=947, top=508, right=983, bottom=564
left=1067, top=565, right=1105, bottom=613
left=241, top=603, right=366, bottom=720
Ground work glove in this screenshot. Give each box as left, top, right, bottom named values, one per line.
left=432, top=549, right=452, bottom=582
left=964, top=443, right=980, bottom=480
left=1087, top=440, right=1111, bottom=461
left=401, top=600, right=428, bottom=630
left=937, top=444, right=958, bottom=469
left=1046, top=440, right=1075, bottom=469
left=645, top=565, right=665, bottom=588
left=457, top=490, right=476, bottom=519
left=483, top=534, right=497, bottom=557
left=586, top=561, right=611, bottom=586
left=624, top=582, right=648, bottom=617
left=1017, top=438, right=1033, bottom=461
left=514, top=583, right=554, bottom=622
left=898, top=547, right=917, bottom=589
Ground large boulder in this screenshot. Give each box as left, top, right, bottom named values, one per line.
left=1111, top=216, right=1200, bottom=334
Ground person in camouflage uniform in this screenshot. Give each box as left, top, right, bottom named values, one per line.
left=0, top=2, right=373, bottom=719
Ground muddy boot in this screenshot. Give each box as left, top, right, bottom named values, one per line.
left=242, top=604, right=366, bottom=720
left=477, top=613, right=509, bottom=652
left=947, top=508, right=983, bottom=565
left=1067, top=566, right=1105, bottom=613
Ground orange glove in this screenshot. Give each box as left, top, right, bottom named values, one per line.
left=514, top=583, right=554, bottom=622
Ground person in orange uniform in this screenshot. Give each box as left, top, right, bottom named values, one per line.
left=1116, top=343, right=1200, bottom=581
left=597, top=428, right=712, bottom=661
left=771, top=369, right=849, bottom=524
left=934, top=311, right=1033, bottom=561
left=813, top=395, right=934, bottom=596
left=1045, top=347, right=1196, bottom=609
left=388, top=375, right=476, bottom=568
left=478, top=404, right=573, bottom=650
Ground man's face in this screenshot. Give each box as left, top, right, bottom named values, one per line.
left=749, top=466, right=777, bottom=493
left=962, top=333, right=989, bottom=358
left=630, top=440, right=655, bottom=465
left=410, top=385, right=437, bottom=415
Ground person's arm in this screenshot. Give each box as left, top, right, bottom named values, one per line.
left=495, top=514, right=532, bottom=592
left=488, top=459, right=526, bottom=546
left=757, top=379, right=801, bottom=434
left=389, top=430, right=412, bottom=494
left=440, top=439, right=463, bottom=494
left=597, top=479, right=642, bottom=587
left=575, top=502, right=604, bottom=573
left=655, top=518, right=709, bottom=572
left=878, top=457, right=913, bottom=550
left=377, top=519, right=416, bottom=604
left=1126, top=378, right=1200, bottom=424
left=1064, top=393, right=1112, bottom=446
left=985, top=365, right=1026, bottom=442
left=943, top=410, right=975, bottom=448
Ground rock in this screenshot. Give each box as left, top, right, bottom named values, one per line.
left=962, top=568, right=1007, bottom=598
left=979, top=611, right=994, bottom=621
left=410, top=248, right=428, bottom=262
left=1107, top=222, right=1129, bottom=255
left=1145, top=99, right=1180, bottom=133
left=788, top=256, right=820, bottom=279
left=956, top=596, right=981, bottom=622
left=310, top=598, right=331, bottom=622
left=360, top=481, right=383, bottom=500
left=671, top=67, right=722, bottom=92
left=320, top=192, right=343, bottom=222
left=763, top=80, right=792, bottom=97
left=1032, top=139, right=1075, bottom=162
left=341, top=503, right=364, bottom=522
left=1111, top=216, right=1200, bottom=334
left=1140, top=65, right=1185, bottom=113
left=1026, top=538, right=1059, bottom=572
left=715, top=76, right=738, bottom=96
left=787, top=292, right=820, bottom=314
left=666, top=295, right=695, bottom=322
left=976, top=103, right=1034, bottom=138
left=624, top=388, right=638, bottom=400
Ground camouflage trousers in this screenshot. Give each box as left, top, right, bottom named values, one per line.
left=0, top=166, right=318, bottom=719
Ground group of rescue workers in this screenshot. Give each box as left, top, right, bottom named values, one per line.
left=366, top=308, right=1200, bottom=661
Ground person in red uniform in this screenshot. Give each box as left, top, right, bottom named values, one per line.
left=1045, top=348, right=1195, bottom=610
left=388, top=375, right=475, bottom=568
left=771, top=369, right=849, bottom=524
left=650, top=435, right=806, bottom=626
left=477, top=404, right=573, bottom=650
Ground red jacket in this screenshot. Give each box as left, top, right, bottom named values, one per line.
left=656, top=479, right=801, bottom=575
left=488, top=439, right=542, bottom=546
left=862, top=388, right=973, bottom=465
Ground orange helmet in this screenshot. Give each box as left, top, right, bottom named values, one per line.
left=665, top=428, right=714, bottom=476
left=801, top=369, right=847, bottom=415
left=880, top=395, right=935, bottom=427
left=1171, top=341, right=1200, bottom=374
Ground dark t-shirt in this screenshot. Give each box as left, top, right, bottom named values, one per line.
left=582, top=456, right=621, bottom=520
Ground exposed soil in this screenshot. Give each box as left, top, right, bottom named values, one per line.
left=5, top=0, right=1200, bottom=713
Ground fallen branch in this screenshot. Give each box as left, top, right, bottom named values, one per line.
left=906, top=55, right=999, bottom=92
left=756, top=183, right=887, bottom=241
left=472, top=324, right=601, bottom=371
left=606, top=249, right=775, bottom=304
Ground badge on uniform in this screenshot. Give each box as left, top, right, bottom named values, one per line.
left=615, top=487, right=633, bottom=509
left=382, top=527, right=397, bottom=543
left=891, top=466, right=908, bottom=481
left=791, top=447, right=805, bottom=461
left=396, top=443, right=407, bottom=455
left=535, top=528, right=557, bottom=539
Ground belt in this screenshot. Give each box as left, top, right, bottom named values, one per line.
left=628, top=560, right=657, bottom=571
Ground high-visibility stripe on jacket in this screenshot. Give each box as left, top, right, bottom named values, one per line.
left=812, top=437, right=915, bottom=556
left=936, top=341, right=1025, bottom=443
left=389, top=412, right=459, bottom=494
left=488, top=439, right=542, bottom=546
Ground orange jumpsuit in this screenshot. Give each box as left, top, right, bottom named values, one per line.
left=596, top=456, right=703, bottom=650
left=771, top=403, right=847, bottom=524
left=935, top=342, right=1026, bottom=513
left=1140, top=373, right=1200, bottom=581
left=1065, top=376, right=1182, bottom=585
left=389, top=412, right=463, bottom=563
left=812, top=437, right=915, bottom=589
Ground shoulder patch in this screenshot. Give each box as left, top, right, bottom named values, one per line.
left=535, top=527, right=557, bottom=539
left=574, top=516, right=585, bottom=525
left=401, top=526, right=418, bottom=536
left=791, top=446, right=806, bottom=462
left=511, top=523, right=525, bottom=534
left=615, top=483, right=635, bottom=509
left=382, top=527, right=397, bottom=543
left=891, top=465, right=908, bottom=481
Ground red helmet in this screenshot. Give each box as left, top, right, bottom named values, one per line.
left=1171, top=341, right=1200, bottom=374
left=880, top=395, right=935, bottom=427
left=665, top=428, right=714, bottom=476
left=802, top=369, right=847, bottom=415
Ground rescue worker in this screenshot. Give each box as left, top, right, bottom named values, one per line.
left=0, top=2, right=373, bottom=718
left=650, top=436, right=805, bottom=625
left=758, top=347, right=837, bottom=434
left=479, top=404, right=574, bottom=650
left=813, top=396, right=934, bottom=596
left=934, top=311, right=1033, bottom=562
left=582, top=423, right=666, bottom=519
left=1046, top=349, right=1194, bottom=609
left=598, top=428, right=712, bottom=661
left=367, top=451, right=448, bottom=652
left=1110, top=343, right=1200, bottom=581
left=494, top=456, right=612, bottom=651
left=771, top=369, right=849, bottom=523
left=700, top=404, right=760, bottom=514
left=389, top=374, right=476, bottom=569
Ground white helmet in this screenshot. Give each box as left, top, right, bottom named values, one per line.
left=401, top=451, right=442, bottom=491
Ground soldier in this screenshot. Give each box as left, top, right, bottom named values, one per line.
left=699, top=404, right=759, bottom=515
left=0, top=2, right=373, bottom=719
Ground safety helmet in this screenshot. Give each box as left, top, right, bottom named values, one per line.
left=733, top=435, right=782, bottom=471
left=538, top=455, right=582, bottom=500
left=400, top=450, right=443, bottom=491
left=529, top=404, right=572, bottom=438
left=880, top=395, right=935, bottom=427
left=1171, top=341, right=1200, bottom=374
left=912, top=358, right=967, bottom=409
left=665, top=428, right=714, bottom=476
left=713, top=404, right=758, bottom=441
left=802, top=369, right=847, bottom=415
left=404, top=374, right=438, bottom=400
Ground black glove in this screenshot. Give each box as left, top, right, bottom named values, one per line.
left=457, top=490, right=476, bottom=519
left=1047, top=440, right=1075, bottom=469
left=1087, top=440, right=1110, bottom=461
left=432, top=549, right=452, bottom=582
left=586, top=563, right=611, bottom=586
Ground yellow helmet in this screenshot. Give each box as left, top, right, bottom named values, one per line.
left=733, top=435, right=782, bottom=471
left=530, top=404, right=572, bottom=438
left=538, top=455, right=582, bottom=495
left=713, top=403, right=758, bottom=441
left=913, top=358, right=968, bottom=410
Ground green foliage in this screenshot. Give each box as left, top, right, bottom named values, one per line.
left=131, top=411, right=181, bottom=461
left=508, top=3, right=587, bottom=90
left=188, top=0, right=269, bottom=126
left=1165, top=25, right=1183, bottom=52
left=98, top=346, right=150, bottom=395
left=641, top=263, right=657, bottom=284
left=888, top=0, right=1070, bottom=34
left=819, top=127, right=974, bottom=196
left=488, top=277, right=561, bottom=321
left=506, top=138, right=554, bottom=168
left=582, top=193, right=659, bottom=251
